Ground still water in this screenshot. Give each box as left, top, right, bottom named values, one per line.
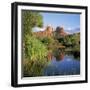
left=44, top=54, right=80, bottom=76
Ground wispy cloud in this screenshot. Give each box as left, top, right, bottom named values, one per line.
left=65, top=27, right=80, bottom=34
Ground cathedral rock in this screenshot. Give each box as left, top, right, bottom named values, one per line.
left=33, top=26, right=68, bottom=38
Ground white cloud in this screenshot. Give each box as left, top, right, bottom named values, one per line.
left=67, top=27, right=72, bottom=31
left=32, top=27, right=45, bottom=32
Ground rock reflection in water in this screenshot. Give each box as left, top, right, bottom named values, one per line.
left=44, top=50, right=80, bottom=76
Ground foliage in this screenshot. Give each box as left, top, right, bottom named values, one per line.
left=24, top=35, right=48, bottom=61
left=22, top=10, right=43, bottom=36
left=23, top=35, right=48, bottom=76
left=40, top=37, right=54, bottom=45
left=57, top=33, right=80, bottom=48
left=22, top=11, right=49, bottom=77
left=22, top=10, right=47, bottom=61
left=23, top=58, right=48, bottom=77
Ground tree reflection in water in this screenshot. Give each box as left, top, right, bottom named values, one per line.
left=43, top=49, right=80, bottom=76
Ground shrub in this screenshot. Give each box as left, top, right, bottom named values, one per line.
left=24, top=35, right=48, bottom=61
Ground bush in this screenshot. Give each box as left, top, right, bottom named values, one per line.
left=24, top=35, right=48, bottom=61
left=23, top=59, right=47, bottom=77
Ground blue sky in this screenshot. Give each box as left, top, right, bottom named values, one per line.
left=40, top=12, right=80, bottom=31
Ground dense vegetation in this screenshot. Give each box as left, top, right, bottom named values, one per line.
left=56, top=33, right=80, bottom=59
left=22, top=11, right=49, bottom=77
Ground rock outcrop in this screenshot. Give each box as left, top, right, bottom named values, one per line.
left=33, top=26, right=67, bottom=38
left=55, top=26, right=67, bottom=37
left=33, top=25, right=53, bottom=37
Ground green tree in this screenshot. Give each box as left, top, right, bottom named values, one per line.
left=22, top=11, right=49, bottom=77
left=22, top=10, right=44, bottom=59
left=22, top=10, right=43, bottom=36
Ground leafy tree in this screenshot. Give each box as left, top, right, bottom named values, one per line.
left=22, top=10, right=44, bottom=59
left=57, top=33, right=80, bottom=48
left=22, top=11, right=50, bottom=77
left=22, top=10, right=43, bottom=36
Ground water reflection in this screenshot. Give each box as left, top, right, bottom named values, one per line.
left=44, top=50, right=80, bottom=76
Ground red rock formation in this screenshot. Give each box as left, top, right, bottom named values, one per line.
left=33, top=26, right=53, bottom=37
left=33, top=26, right=67, bottom=38
left=55, top=26, right=67, bottom=37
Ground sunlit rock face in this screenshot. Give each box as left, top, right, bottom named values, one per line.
left=33, top=26, right=68, bottom=38
left=45, top=26, right=53, bottom=36
left=55, top=26, right=68, bottom=37
left=33, top=25, right=53, bottom=37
